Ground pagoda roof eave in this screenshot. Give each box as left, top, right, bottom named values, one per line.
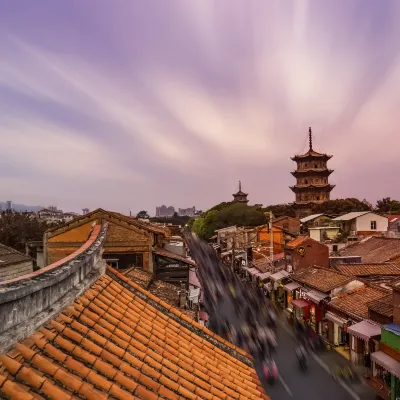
left=291, top=153, right=332, bottom=161
left=289, top=184, right=335, bottom=192
left=291, top=169, right=333, bottom=177
left=233, top=191, right=248, bottom=196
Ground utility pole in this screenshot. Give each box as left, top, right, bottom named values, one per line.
left=231, top=234, right=236, bottom=271
left=269, top=211, right=274, bottom=273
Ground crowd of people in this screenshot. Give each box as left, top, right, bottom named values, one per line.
left=185, top=233, right=280, bottom=383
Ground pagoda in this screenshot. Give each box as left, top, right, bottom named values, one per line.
left=232, top=181, right=249, bottom=204
left=290, top=128, right=335, bottom=218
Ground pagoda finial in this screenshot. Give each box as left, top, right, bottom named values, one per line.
left=309, top=127, right=313, bottom=151
left=239, top=180, right=242, bottom=192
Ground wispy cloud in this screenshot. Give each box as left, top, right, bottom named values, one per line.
left=0, top=0, right=399, bottom=212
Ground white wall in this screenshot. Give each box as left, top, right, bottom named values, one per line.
left=355, top=213, right=388, bottom=232
left=309, top=229, right=321, bottom=242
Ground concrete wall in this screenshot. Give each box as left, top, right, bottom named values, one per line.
left=0, top=261, right=33, bottom=281
left=356, top=213, right=388, bottom=233
left=0, top=223, right=107, bottom=353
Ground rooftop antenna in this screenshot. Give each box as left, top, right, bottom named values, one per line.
left=309, top=127, right=313, bottom=151
left=239, top=180, right=242, bottom=192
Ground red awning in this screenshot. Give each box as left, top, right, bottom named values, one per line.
left=292, top=299, right=310, bottom=308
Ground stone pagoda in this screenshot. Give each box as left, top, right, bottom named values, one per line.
left=290, top=127, right=334, bottom=218
left=232, top=181, right=249, bottom=204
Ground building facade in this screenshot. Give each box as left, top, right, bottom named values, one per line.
left=332, top=211, right=388, bottom=237
left=290, top=128, right=335, bottom=218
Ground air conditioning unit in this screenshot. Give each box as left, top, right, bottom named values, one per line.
left=287, top=265, right=293, bottom=273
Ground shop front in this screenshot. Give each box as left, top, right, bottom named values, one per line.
left=371, top=351, right=400, bottom=400
left=269, top=270, right=290, bottom=307
left=291, top=298, right=310, bottom=322
left=283, top=282, right=301, bottom=319
left=348, top=320, right=381, bottom=366
left=299, top=287, right=327, bottom=334
left=325, top=311, right=350, bottom=347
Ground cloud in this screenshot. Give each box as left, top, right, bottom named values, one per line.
left=0, top=0, right=400, bottom=212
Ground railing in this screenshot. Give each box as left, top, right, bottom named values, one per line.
left=0, top=223, right=108, bottom=352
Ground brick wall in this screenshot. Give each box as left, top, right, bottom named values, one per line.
left=0, top=261, right=33, bottom=281
left=274, top=217, right=300, bottom=235
left=290, top=239, right=329, bottom=270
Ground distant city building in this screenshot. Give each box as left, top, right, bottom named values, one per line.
left=232, top=181, right=249, bottom=204
left=156, top=205, right=175, bottom=217
left=38, top=206, right=64, bottom=224
left=82, top=208, right=90, bottom=215
left=290, top=127, right=335, bottom=219
left=5, top=201, right=12, bottom=211
left=178, top=207, right=196, bottom=217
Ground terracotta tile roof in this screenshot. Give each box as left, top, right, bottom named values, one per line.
left=338, top=237, right=400, bottom=263
left=286, top=236, right=308, bottom=248
left=335, top=263, right=400, bottom=276
left=0, top=267, right=268, bottom=400
left=0, top=243, right=32, bottom=267
left=387, top=215, right=400, bottom=223
left=153, top=248, right=196, bottom=266
left=123, top=268, right=153, bottom=289
left=292, top=266, right=352, bottom=292
left=368, top=294, right=393, bottom=318
left=329, top=285, right=388, bottom=320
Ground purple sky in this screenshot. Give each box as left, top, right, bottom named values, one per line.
left=1, top=1, right=400, bottom=215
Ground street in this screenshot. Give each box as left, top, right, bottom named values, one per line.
left=215, top=297, right=377, bottom=400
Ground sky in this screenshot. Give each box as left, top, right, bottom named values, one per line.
left=1, top=1, right=400, bottom=215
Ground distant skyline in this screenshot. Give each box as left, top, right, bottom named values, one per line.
left=1, top=1, right=400, bottom=214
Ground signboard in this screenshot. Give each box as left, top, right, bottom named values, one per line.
left=297, top=246, right=306, bottom=257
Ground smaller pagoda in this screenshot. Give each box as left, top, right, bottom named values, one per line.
left=290, top=128, right=335, bottom=218
left=232, top=181, right=249, bottom=204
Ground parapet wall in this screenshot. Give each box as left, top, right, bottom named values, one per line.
left=0, top=223, right=108, bottom=353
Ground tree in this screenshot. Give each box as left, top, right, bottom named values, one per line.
left=262, top=204, right=296, bottom=218
left=0, top=211, right=59, bottom=253
left=191, top=202, right=267, bottom=239
left=310, top=198, right=370, bottom=215
left=376, top=197, right=400, bottom=214
left=136, top=210, right=150, bottom=219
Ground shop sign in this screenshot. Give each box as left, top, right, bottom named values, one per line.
left=300, top=288, right=308, bottom=299
left=297, top=246, right=306, bottom=257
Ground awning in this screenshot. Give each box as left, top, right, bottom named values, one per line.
left=304, top=289, right=328, bottom=304
left=325, top=311, right=348, bottom=327
left=371, top=351, right=400, bottom=379
left=256, top=271, right=271, bottom=280
left=270, top=270, right=290, bottom=282
left=284, top=282, right=301, bottom=292
left=292, top=299, right=310, bottom=309
left=348, top=320, right=381, bottom=341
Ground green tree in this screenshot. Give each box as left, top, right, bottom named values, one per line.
left=262, top=203, right=296, bottom=218
left=310, top=198, right=370, bottom=215
left=376, top=197, right=400, bottom=214
left=191, top=202, right=267, bottom=239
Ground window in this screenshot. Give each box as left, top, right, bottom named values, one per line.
left=397, top=225, right=400, bottom=233
left=371, top=221, right=377, bottom=230
left=332, top=244, right=338, bottom=252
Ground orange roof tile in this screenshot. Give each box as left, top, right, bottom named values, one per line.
left=0, top=266, right=269, bottom=400
left=335, top=263, right=400, bottom=276
left=286, top=236, right=308, bottom=248
left=292, top=266, right=352, bottom=292
left=329, top=285, right=388, bottom=319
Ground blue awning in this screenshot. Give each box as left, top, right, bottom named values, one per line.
left=384, top=323, right=400, bottom=336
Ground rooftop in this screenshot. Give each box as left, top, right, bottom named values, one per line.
left=286, top=236, right=308, bottom=248
left=0, top=267, right=268, bottom=400
left=335, top=263, right=400, bottom=277
left=337, top=237, right=400, bottom=263
left=0, top=243, right=32, bottom=267
left=300, top=214, right=325, bottom=223
left=291, top=266, right=352, bottom=292
left=368, top=295, right=393, bottom=318
left=331, top=211, right=371, bottom=221
left=330, top=285, right=388, bottom=320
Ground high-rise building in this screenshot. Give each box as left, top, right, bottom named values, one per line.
left=178, top=207, right=196, bottom=217
left=155, top=205, right=175, bottom=217
left=290, top=127, right=335, bottom=218
left=5, top=201, right=12, bottom=211
left=82, top=208, right=90, bottom=215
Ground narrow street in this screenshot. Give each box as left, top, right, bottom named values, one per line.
left=214, top=297, right=377, bottom=400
